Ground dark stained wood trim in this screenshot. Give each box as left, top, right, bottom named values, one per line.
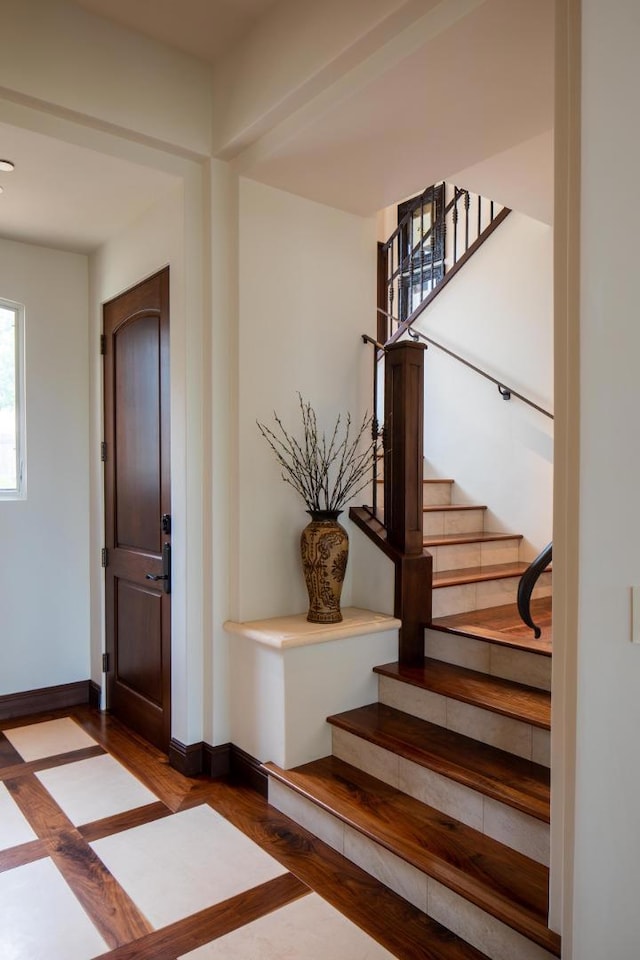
left=89, top=680, right=102, bottom=710
left=169, top=738, right=204, bottom=776
left=0, top=731, right=25, bottom=767
left=349, top=507, right=432, bottom=667
left=384, top=341, right=426, bottom=556
left=5, top=774, right=153, bottom=947
left=0, top=837, right=48, bottom=873
left=204, top=742, right=231, bottom=779
left=230, top=744, right=268, bottom=796
left=377, top=241, right=388, bottom=344
left=91, top=873, right=310, bottom=960
left=0, top=744, right=106, bottom=783
left=78, top=801, right=172, bottom=842
left=0, top=680, right=90, bottom=721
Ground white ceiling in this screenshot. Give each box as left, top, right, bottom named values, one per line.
left=237, top=0, right=555, bottom=216
left=0, top=121, right=179, bottom=253
left=71, top=0, right=277, bottom=64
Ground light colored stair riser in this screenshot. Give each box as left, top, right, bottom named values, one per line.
left=429, top=538, right=521, bottom=573
left=432, top=572, right=552, bottom=618
left=422, top=482, right=453, bottom=506
left=424, top=508, right=486, bottom=537
left=377, top=675, right=550, bottom=767
left=376, top=481, right=453, bottom=508
left=332, top=727, right=550, bottom=866
left=268, top=779, right=556, bottom=960
left=424, top=628, right=551, bottom=692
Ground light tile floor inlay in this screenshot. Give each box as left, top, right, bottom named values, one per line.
left=90, top=803, right=289, bottom=928
left=0, top=782, right=38, bottom=851
left=36, top=753, right=158, bottom=825
left=0, top=858, right=108, bottom=960
left=179, top=892, right=398, bottom=959
left=4, top=717, right=98, bottom=761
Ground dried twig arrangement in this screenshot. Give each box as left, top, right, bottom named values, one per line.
left=257, top=395, right=375, bottom=513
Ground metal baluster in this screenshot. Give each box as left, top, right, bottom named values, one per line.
left=465, top=190, right=470, bottom=252
left=420, top=201, right=425, bottom=308
left=453, top=190, right=459, bottom=267
left=477, top=194, right=481, bottom=239
left=490, top=199, right=494, bottom=222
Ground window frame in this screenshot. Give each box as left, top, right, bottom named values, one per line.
left=0, top=298, right=26, bottom=500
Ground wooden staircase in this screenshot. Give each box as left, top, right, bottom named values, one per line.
left=265, top=474, right=557, bottom=960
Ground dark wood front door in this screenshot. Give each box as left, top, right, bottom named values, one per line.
left=103, top=268, right=171, bottom=751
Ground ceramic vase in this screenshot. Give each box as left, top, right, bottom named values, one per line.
left=300, top=510, right=349, bottom=623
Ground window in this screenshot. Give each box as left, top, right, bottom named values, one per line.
left=0, top=299, right=25, bottom=498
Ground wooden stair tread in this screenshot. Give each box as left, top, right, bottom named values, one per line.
left=327, top=703, right=550, bottom=822
left=423, top=531, right=523, bottom=547
left=265, top=756, right=560, bottom=956
left=433, top=561, right=543, bottom=588
left=431, top=599, right=552, bottom=654
left=377, top=478, right=455, bottom=484
left=423, top=504, right=487, bottom=513
left=374, top=659, right=550, bottom=729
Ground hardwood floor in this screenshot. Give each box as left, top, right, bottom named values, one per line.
left=0, top=706, right=490, bottom=960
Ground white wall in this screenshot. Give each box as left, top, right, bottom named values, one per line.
left=236, top=178, right=376, bottom=622
left=570, top=1, right=640, bottom=955
left=0, top=238, right=89, bottom=694
left=413, top=211, right=554, bottom=556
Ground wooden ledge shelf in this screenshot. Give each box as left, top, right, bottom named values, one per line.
left=224, top=608, right=401, bottom=650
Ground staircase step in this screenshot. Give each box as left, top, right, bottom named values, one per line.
left=423, top=532, right=523, bottom=548
left=431, top=566, right=552, bottom=620
left=374, top=659, right=550, bottom=729
left=433, top=562, right=531, bottom=589
left=423, top=506, right=487, bottom=537
left=265, top=756, right=560, bottom=958
left=425, top=534, right=522, bottom=573
left=377, top=478, right=455, bottom=507
left=327, top=703, right=550, bottom=824
left=431, top=599, right=552, bottom=655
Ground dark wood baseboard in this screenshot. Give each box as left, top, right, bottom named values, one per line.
left=169, top=739, right=205, bottom=777
left=89, top=681, right=101, bottom=710
left=230, top=744, right=268, bottom=797
left=0, top=681, right=90, bottom=721
left=168, top=740, right=232, bottom=779
left=204, top=742, right=231, bottom=779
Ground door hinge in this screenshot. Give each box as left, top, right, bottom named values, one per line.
left=100, top=333, right=106, bottom=355
left=100, top=441, right=107, bottom=462
left=101, top=547, right=109, bottom=568
left=102, top=652, right=110, bottom=673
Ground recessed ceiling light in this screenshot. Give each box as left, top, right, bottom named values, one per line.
left=0, top=160, right=15, bottom=172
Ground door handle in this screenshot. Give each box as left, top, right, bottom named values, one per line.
left=145, top=542, right=171, bottom=594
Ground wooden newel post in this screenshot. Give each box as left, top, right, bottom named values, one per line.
left=384, top=341, right=427, bottom=555
left=383, top=340, right=431, bottom=666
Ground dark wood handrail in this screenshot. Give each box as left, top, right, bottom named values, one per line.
left=378, top=309, right=554, bottom=420
left=350, top=506, right=432, bottom=665
left=517, top=542, right=552, bottom=637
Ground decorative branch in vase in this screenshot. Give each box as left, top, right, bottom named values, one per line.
left=257, top=395, right=375, bottom=623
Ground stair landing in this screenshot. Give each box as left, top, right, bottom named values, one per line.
left=431, top=598, right=552, bottom=656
